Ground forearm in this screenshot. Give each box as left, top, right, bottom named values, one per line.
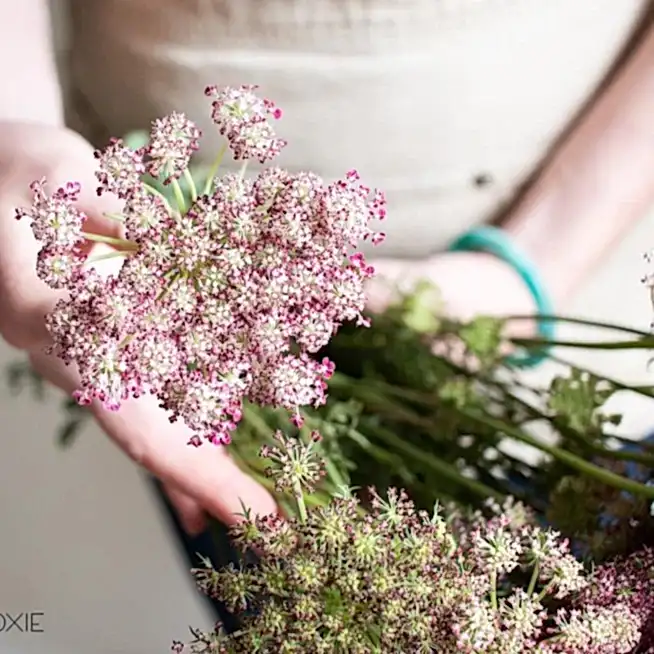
left=0, top=0, right=62, bottom=125
left=504, top=24, right=654, bottom=306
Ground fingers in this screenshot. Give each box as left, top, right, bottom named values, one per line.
left=28, top=351, right=278, bottom=526
left=162, top=483, right=207, bottom=536
left=100, top=395, right=279, bottom=526
left=0, top=132, right=123, bottom=349
left=110, top=396, right=279, bottom=525
left=103, top=396, right=278, bottom=525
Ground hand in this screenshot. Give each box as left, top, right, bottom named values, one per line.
left=0, top=123, right=276, bottom=534
left=367, top=251, right=537, bottom=335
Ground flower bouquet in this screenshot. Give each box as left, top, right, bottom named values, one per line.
left=174, top=439, right=653, bottom=653
left=7, top=83, right=654, bottom=651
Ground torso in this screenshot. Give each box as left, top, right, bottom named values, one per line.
left=62, top=0, right=652, bottom=257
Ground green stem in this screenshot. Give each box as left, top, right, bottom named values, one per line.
left=155, top=271, right=180, bottom=302
left=334, top=365, right=654, bottom=468
left=548, top=353, right=654, bottom=400
left=490, top=569, right=498, bottom=611
left=591, top=447, right=654, bottom=466
left=82, top=232, right=138, bottom=250
left=430, top=358, right=654, bottom=463
left=537, top=579, right=556, bottom=603
left=183, top=168, right=198, bottom=203
left=369, top=423, right=504, bottom=500
left=460, top=407, right=654, bottom=498
left=512, top=336, right=654, bottom=351
left=329, top=376, right=539, bottom=474
left=118, top=333, right=136, bottom=348
left=293, top=479, right=308, bottom=523
left=239, top=160, right=248, bottom=179
left=242, top=403, right=279, bottom=443
left=143, top=182, right=176, bottom=214
left=170, top=177, right=187, bottom=213
left=429, top=372, right=654, bottom=466
left=504, top=314, right=652, bottom=338
left=202, top=143, right=228, bottom=196
left=526, top=563, right=540, bottom=596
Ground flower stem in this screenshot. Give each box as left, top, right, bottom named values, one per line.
left=82, top=232, right=138, bottom=250
left=490, top=569, right=498, bottom=611
left=511, top=336, right=654, bottom=351
left=293, top=479, right=308, bottom=523
left=537, top=579, right=555, bottom=603
left=504, top=314, right=652, bottom=338
left=183, top=168, right=198, bottom=202
left=202, top=143, right=228, bottom=196
left=239, top=159, right=248, bottom=179
left=368, top=422, right=504, bottom=500
left=526, top=563, right=540, bottom=596
left=143, top=182, right=176, bottom=214
left=155, top=271, right=180, bottom=302
left=460, top=407, right=654, bottom=498
left=548, top=352, right=654, bottom=401
left=170, top=177, right=186, bottom=213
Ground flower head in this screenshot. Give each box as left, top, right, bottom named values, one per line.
left=259, top=430, right=325, bottom=495
left=147, top=112, right=201, bottom=182
left=93, top=138, right=146, bottom=198
left=17, top=85, right=385, bottom=445
left=15, top=179, right=87, bottom=248
left=205, top=84, right=286, bottom=162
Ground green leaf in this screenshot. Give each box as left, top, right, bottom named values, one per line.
left=58, top=419, right=83, bottom=448
left=399, top=281, right=442, bottom=334
left=459, top=316, right=505, bottom=365
left=548, top=368, right=615, bottom=434
left=438, top=378, right=478, bottom=410
left=5, top=359, right=46, bottom=400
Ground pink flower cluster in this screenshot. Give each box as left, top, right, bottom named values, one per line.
left=16, top=85, right=386, bottom=445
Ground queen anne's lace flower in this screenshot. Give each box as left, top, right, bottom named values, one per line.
left=16, top=85, right=385, bottom=445
left=16, top=179, right=87, bottom=247
left=205, top=84, right=287, bottom=162
left=93, top=138, right=146, bottom=198
left=147, top=112, right=201, bottom=182
left=179, top=477, right=647, bottom=654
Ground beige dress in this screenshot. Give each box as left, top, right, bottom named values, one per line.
left=61, top=0, right=652, bottom=258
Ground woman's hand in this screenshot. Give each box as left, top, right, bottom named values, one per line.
left=368, top=251, right=537, bottom=334
left=0, top=122, right=276, bottom=534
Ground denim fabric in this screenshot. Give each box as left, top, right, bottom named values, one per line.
left=149, top=478, right=241, bottom=631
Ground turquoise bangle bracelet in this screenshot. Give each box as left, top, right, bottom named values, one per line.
left=447, top=225, right=555, bottom=368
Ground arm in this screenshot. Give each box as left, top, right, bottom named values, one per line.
left=0, top=0, right=63, bottom=125
left=504, top=23, right=654, bottom=306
